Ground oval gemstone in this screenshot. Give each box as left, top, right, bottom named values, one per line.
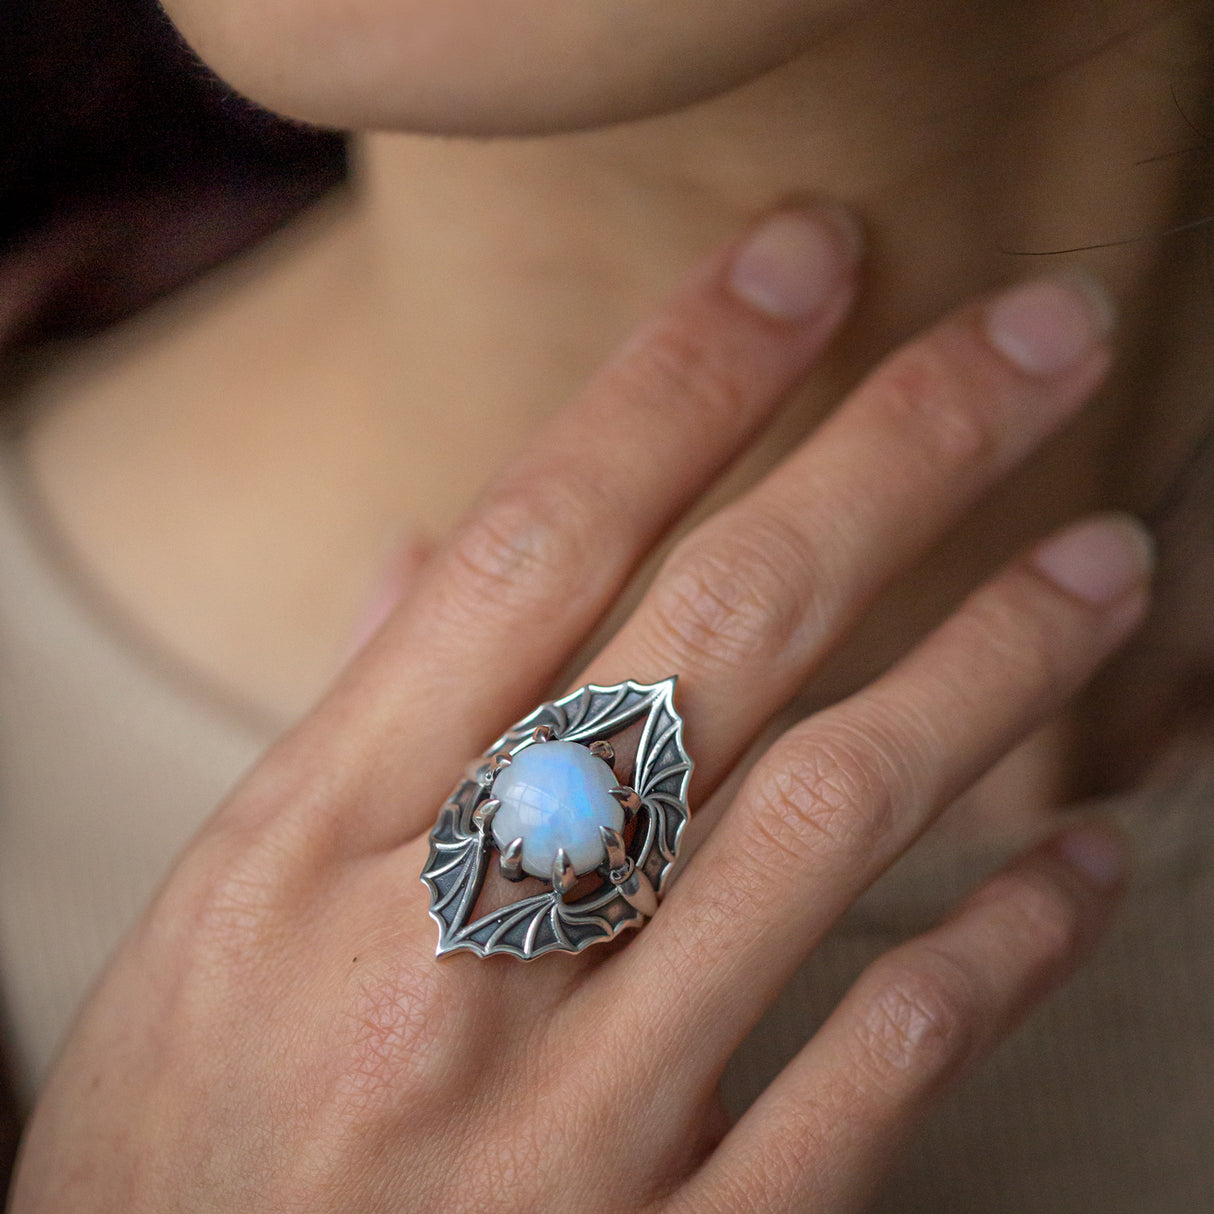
left=490, top=740, right=624, bottom=879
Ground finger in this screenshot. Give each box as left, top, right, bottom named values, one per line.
left=247, top=205, right=862, bottom=845
left=582, top=274, right=1115, bottom=804
left=604, top=514, right=1151, bottom=1062
left=673, top=823, right=1127, bottom=1214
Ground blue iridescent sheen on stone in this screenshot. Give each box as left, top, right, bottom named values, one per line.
left=490, top=740, right=624, bottom=878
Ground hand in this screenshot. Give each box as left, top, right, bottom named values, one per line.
left=11, top=204, right=1147, bottom=1213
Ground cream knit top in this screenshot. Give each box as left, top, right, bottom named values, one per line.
left=0, top=447, right=1211, bottom=1211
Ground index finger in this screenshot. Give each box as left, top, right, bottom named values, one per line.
left=233, top=205, right=862, bottom=848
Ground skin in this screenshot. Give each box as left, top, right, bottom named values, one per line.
left=164, top=0, right=855, bottom=133
left=22, top=0, right=1204, bottom=735
left=12, top=212, right=1145, bottom=1210
left=7, top=0, right=1212, bottom=1206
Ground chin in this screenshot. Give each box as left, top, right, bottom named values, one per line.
left=162, top=0, right=846, bottom=135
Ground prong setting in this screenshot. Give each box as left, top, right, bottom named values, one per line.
left=609, top=786, right=642, bottom=820
left=532, top=725, right=554, bottom=744
left=599, top=825, right=627, bottom=872
left=500, top=837, right=526, bottom=882
left=472, top=797, right=500, bottom=831
left=480, top=750, right=514, bottom=786
left=588, top=739, right=615, bottom=765
left=597, top=824, right=655, bottom=915
left=552, top=848, right=577, bottom=897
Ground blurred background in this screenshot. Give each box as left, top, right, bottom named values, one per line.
left=0, top=0, right=345, bottom=1174
left=0, top=0, right=346, bottom=381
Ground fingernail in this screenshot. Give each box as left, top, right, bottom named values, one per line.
left=1054, top=824, right=1128, bottom=890
left=728, top=205, right=863, bottom=321
left=1032, top=513, right=1154, bottom=606
left=984, top=272, right=1116, bottom=376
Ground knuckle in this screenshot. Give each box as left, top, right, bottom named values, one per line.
left=870, top=339, right=1001, bottom=472
left=851, top=950, right=979, bottom=1093
left=973, top=870, right=1084, bottom=976
left=648, top=520, right=809, bottom=673
left=607, top=311, right=750, bottom=423
left=956, top=590, right=1072, bottom=701
left=136, top=824, right=305, bottom=1029
left=333, top=944, right=482, bottom=1116
left=446, top=475, right=605, bottom=607
left=163, top=825, right=293, bottom=965
left=742, top=722, right=898, bottom=870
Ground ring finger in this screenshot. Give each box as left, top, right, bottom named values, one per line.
left=581, top=273, right=1115, bottom=803
left=594, top=512, right=1151, bottom=1070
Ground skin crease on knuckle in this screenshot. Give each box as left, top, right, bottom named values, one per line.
left=836, top=865, right=1088, bottom=1115
left=333, top=950, right=477, bottom=1116
left=865, top=332, right=1006, bottom=477
left=442, top=471, right=614, bottom=613
left=643, top=516, right=822, bottom=679
left=633, top=299, right=1072, bottom=706
left=718, top=568, right=1110, bottom=892
left=599, top=307, right=759, bottom=428
left=955, top=868, right=1089, bottom=995
left=148, top=825, right=302, bottom=983
left=843, top=951, right=980, bottom=1111
left=943, top=577, right=1090, bottom=708
left=737, top=717, right=910, bottom=877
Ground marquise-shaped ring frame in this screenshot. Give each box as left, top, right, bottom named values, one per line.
left=420, top=677, right=693, bottom=960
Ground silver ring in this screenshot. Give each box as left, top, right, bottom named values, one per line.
left=420, top=677, right=693, bottom=960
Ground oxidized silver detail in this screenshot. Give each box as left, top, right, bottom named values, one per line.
left=609, top=786, right=642, bottom=819
left=499, top=837, right=526, bottom=882
left=471, top=797, right=500, bottom=831
left=588, top=739, right=616, bottom=765
left=551, top=848, right=577, bottom=897
left=420, top=677, right=693, bottom=960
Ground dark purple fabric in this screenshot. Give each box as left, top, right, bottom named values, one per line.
left=0, top=0, right=346, bottom=362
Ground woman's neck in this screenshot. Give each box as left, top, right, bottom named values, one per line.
left=18, top=0, right=1211, bottom=727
